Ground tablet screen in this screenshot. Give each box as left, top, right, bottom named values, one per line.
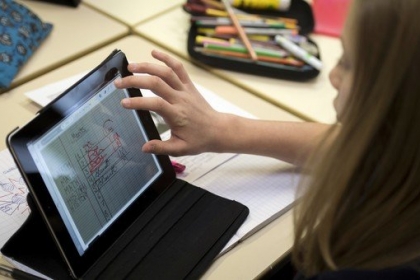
left=27, top=74, right=162, bottom=256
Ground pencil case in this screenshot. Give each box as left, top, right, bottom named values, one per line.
left=183, top=0, right=321, bottom=81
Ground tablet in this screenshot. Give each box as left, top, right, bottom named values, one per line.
left=6, top=50, right=175, bottom=278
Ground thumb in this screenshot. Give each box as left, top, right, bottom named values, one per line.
left=142, top=139, right=188, bottom=156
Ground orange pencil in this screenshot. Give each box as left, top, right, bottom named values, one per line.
left=220, top=0, right=258, bottom=61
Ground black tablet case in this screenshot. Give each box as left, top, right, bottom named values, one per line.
left=1, top=179, right=249, bottom=279
left=184, top=0, right=321, bottom=81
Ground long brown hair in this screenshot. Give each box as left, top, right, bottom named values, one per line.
left=293, top=0, right=420, bottom=276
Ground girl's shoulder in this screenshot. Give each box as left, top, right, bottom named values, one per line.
left=305, top=267, right=420, bottom=280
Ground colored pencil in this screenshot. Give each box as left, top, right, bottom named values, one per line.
left=203, top=43, right=287, bottom=58
left=220, top=0, right=258, bottom=61
left=215, top=25, right=298, bottom=36
left=194, top=47, right=304, bottom=66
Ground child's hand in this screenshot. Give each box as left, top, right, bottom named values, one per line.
left=115, top=50, right=223, bottom=156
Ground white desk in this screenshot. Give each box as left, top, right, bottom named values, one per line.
left=134, top=7, right=341, bottom=123
left=82, top=0, right=184, bottom=28
left=8, top=0, right=129, bottom=90
left=0, top=35, right=298, bottom=279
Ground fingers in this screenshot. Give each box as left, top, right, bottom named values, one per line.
left=115, top=50, right=196, bottom=103
left=115, top=75, right=177, bottom=104
left=116, top=50, right=203, bottom=157
left=125, top=50, right=192, bottom=91
left=127, top=62, right=184, bottom=91
left=151, top=50, right=193, bottom=85
left=142, top=138, right=190, bottom=156
left=120, top=97, right=192, bottom=156
left=120, top=96, right=175, bottom=118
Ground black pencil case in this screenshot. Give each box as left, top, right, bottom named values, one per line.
left=183, top=0, right=321, bottom=81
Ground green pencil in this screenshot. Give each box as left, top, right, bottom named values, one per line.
left=204, top=43, right=287, bottom=58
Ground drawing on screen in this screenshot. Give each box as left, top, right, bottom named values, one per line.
left=84, top=141, right=106, bottom=174
left=0, top=172, right=29, bottom=216
left=66, top=118, right=131, bottom=222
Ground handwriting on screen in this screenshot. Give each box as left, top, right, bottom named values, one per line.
left=57, top=118, right=132, bottom=222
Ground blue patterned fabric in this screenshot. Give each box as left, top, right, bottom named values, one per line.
left=0, top=0, right=53, bottom=89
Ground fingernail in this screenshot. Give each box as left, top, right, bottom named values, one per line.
left=128, top=63, right=137, bottom=72
left=114, top=78, right=122, bottom=86
left=121, top=98, right=131, bottom=107
left=143, top=143, right=156, bottom=154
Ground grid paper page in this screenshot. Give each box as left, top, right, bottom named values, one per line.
left=194, top=153, right=301, bottom=252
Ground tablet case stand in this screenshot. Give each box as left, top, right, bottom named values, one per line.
left=1, top=179, right=249, bottom=279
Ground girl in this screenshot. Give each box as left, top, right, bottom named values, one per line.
left=115, top=0, right=420, bottom=278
